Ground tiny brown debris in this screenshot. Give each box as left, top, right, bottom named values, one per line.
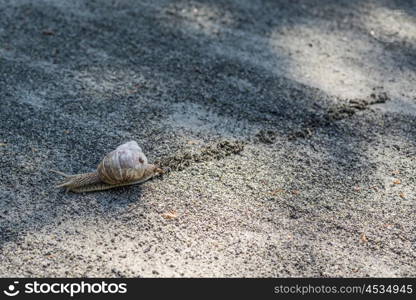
left=291, top=190, right=301, bottom=195
left=162, top=211, right=178, bottom=220
left=399, top=192, right=406, bottom=199
left=353, top=186, right=361, bottom=192
left=42, top=30, right=55, bottom=36
left=391, top=170, right=400, bottom=175
left=392, top=179, right=401, bottom=185
left=360, top=233, right=368, bottom=243
left=270, top=189, right=285, bottom=196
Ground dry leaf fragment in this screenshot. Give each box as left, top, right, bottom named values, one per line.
left=42, top=30, right=55, bottom=35
left=393, top=179, right=401, bottom=185
left=399, top=192, right=406, bottom=199
left=162, top=211, right=178, bottom=220
left=360, top=233, right=368, bottom=243
left=271, top=189, right=285, bottom=196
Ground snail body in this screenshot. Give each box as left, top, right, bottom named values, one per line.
left=54, top=141, right=163, bottom=193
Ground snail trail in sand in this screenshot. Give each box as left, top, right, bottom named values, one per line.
left=155, top=140, right=245, bottom=173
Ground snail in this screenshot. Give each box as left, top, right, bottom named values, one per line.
left=52, top=141, right=164, bottom=193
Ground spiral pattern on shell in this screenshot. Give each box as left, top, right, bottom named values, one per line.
left=97, top=141, right=149, bottom=185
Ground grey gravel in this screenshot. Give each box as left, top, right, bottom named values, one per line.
left=0, top=0, right=415, bottom=277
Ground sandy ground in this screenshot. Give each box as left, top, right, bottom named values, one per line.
left=0, top=0, right=415, bottom=277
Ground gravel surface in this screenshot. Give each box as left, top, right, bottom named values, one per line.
left=0, top=0, right=415, bottom=277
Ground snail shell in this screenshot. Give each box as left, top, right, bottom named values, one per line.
left=98, top=141, right=149, bottom=184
